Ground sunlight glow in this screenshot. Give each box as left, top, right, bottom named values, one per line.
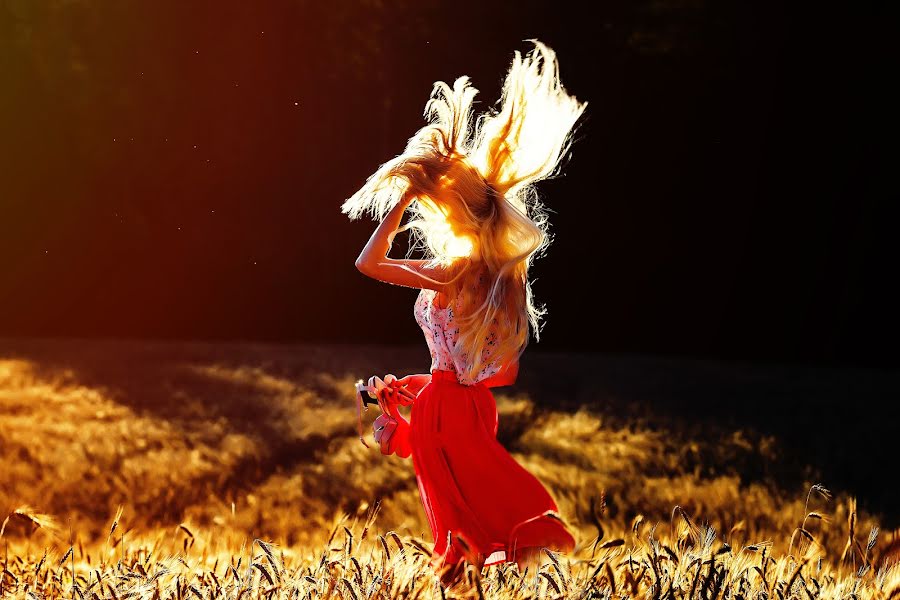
left=415, top=198, right=474, bottom=260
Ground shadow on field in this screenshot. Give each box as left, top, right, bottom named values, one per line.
left=512, top=351, right=899, bottom=524
left=1, top=337, right=897, bottom=550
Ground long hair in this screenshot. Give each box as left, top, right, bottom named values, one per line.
left=342, top=40, right=586, bottom=383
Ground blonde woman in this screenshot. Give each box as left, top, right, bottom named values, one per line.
left=342, top=40, right=587, bottom=589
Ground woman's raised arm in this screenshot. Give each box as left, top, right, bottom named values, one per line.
left=354, top=194, right=412, bottom=273
left=354, top=196, right=453, bottom=292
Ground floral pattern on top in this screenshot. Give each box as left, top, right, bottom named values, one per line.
left=413, top=283, right=503, bottom=386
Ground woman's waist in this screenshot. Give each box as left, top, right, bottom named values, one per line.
left=430, top=369, right=487, bottom=387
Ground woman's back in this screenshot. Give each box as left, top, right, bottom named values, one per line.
left=414, top=284, right=504, bottom=386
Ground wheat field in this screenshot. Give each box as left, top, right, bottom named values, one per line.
left=0, top=338, right=897, bottom=599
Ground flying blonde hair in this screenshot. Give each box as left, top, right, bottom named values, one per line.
left=342, top=40, right=587, bottom=383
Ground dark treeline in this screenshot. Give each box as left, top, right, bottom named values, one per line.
left=0, top=0, right=894, bottom=368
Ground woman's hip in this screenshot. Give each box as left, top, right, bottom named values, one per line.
left=411, top=371, right=498, bottom=440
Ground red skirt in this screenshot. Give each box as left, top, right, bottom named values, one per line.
left=409, top=369, right=576, bottom=576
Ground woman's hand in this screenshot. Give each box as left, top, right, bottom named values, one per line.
left=367, top=374, right=415, bottom=406
left=396, top=373, right=431, bottom=396
left=368, top=373, right=413, bottom=458
left=366, top=374, right=417, bottom=412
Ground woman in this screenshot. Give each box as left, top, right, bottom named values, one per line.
left=342, top=40, right=586, bottom=588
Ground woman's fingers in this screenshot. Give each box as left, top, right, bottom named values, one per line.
left=379, top=374, right=406, bottom=402
left=396, top=377, right=417, bottom=395
left=370, top=374, right=409, bottom=389
left=387, top=375, right=412, bottom=395
left=368, top=376, right=387, bottom=394
left=366, top=374, right=418, bottom=410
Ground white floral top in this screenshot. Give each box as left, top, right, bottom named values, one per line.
left=414, top=284, right=503, bottom=386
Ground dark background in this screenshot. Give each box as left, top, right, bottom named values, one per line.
left=1, top=0, right=894, bottom=368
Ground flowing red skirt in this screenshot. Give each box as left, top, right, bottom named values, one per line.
left=409, top=369, right=576, bottom=578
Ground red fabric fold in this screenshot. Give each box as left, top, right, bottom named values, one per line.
left=409, top=369, right=576, bottom=577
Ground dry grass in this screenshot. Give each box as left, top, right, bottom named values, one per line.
left=0, top=339, right=897, bottom=598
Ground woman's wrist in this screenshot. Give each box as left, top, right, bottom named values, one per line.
left=398, top=373, right=431, bottom=394
left=414, top=373, right=431, bottom=388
